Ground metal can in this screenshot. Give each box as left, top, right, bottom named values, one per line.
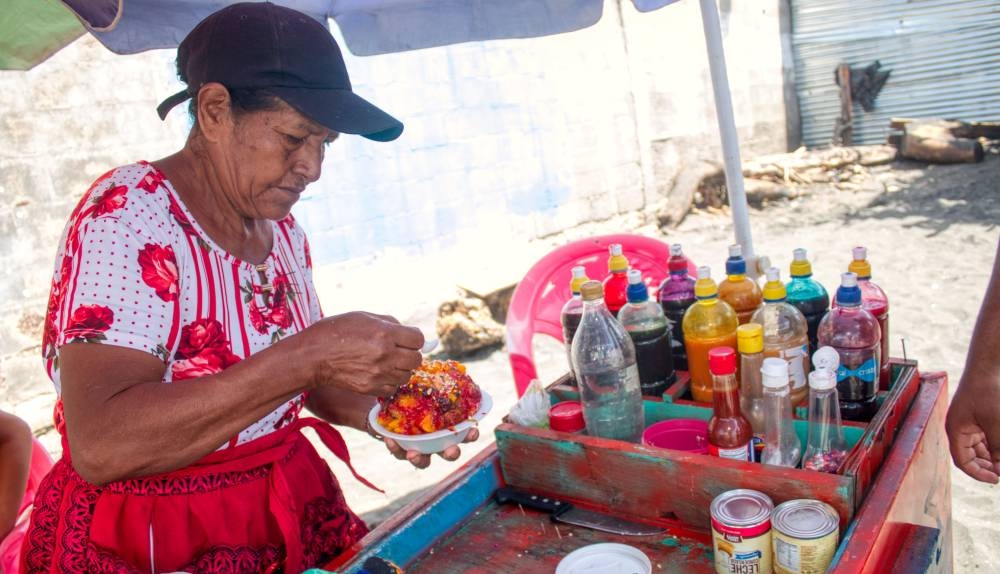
left=772, top=499, right=840, bottom=574
left=711, top=489, right=773, bottom=574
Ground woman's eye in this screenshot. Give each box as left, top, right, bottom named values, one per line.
left=284, top=134, right=305, bottom=146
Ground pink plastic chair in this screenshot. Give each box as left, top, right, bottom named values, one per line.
left=0, top=437, right=54, bottom=574
left=506, top=234, right=697, bottom=397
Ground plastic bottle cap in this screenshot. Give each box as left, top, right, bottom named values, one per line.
left=836, top=272, right=862, bottom=305
left=762, top=267, right=786, bottom=301
left=580, top=280, right=604, bottom=301
left=725, top=244, right=746, bottom=276
left=694, top=267, right=719, bottom=299
left=570, top=266, right=590, bottom=294
left=549, top=401, right=586, bottom=433
left=611, top=244, right=623, bottom=256
left=736, top=323, right=764, bottom=354
left=790, top=248, right=812, bottom=277
left=809, top=369, right=837, bottom=390
left=626, top=272, right=649, bottom=303
left=708, top=346, right=737, bottom=375
left=728, top=244, right=743, bottom=258
left=572, top=266, right=587, bottom=279
left=608, top=244, right=629, bottom=272
left=848, top=246, right=872, bottom=278
left=761, top=357, right=789, bottom=388
left=697, top=266, right=711, bottom=280
left=627, top=269, right=643, bottom=285
left=812, top=346, right=841, bottom=372
left=670, top=244, right=682, bottom=257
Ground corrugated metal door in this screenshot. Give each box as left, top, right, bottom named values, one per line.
left=791, top=0, right=1000, bottom=147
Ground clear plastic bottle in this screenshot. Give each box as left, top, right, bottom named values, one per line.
left=786, top=248, right=830, bottom=355
left=682, top=266, right=739, bottom=403
left=560, top=265, right=590, bottom=383
left=802, top=359, right=849, bottom=473
left=817, top=273, right=881, bottom=422
left=657, top=244, right=696, bottom=371
left=571, top=280, right=644, bottom=442
left=737, top=323, right=766, bottom=460
left=707, top=346, right=754, bottom=461
left=718, top=244, right=763, bottom=325
left=760, top=358, right=802, bottom=468
left=847, top=247, right=890, bottom=384
left=618, top=269, right=676, bottom=397
left=602, top=244, right=630, bottom=315
left=750, top=267, right=810, bottom=405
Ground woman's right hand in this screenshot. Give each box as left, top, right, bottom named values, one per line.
left=298, top=311, right=424, bottom=397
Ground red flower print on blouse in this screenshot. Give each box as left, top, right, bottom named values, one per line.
left=171, top=351, right=241, bottom=381
left=91, top=184, right=128, bottom=217
left=171, top=318, right=241, bottom=381
left=168, top=197, right=197, bottom=236
left=65, top=304, right=114, bottom=341
left=136, top=168, right=166, bottom=193
left=304, top=237, right=313, bottom=269
left=137, top=244, right=179, bottom=302
left=248, top=303, right=267, bottom=334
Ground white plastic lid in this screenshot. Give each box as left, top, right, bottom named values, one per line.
left=555, top=543, right=652, bottom=574
left=670, top=243, right=683, bottom=256
left=793, top=248, right=808, bottom=262
left=841, top=272, right=858, bottom=288
left=729, top=244, right=742, bottom=257
left=852, top=246, right=867, bottom=261
left=765, top=266, right=781, bottom=283
left=610, top=243, right=623, bottom=256
left=697, top=266, right=712, bottom=280
left=627, top=268, right=643, bottom=285
left=572, top=265, right=587, bottom=279
left=812, top=346, right=841, bottom=372
left=809, top=369, right=837, bottom=390
left=761, top=357, right=789, bottom=388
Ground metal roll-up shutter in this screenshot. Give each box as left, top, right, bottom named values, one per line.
left=791, top=0, right=1000, bottom=147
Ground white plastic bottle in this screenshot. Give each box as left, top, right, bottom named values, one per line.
left=761, top=357, right=802, bottom=467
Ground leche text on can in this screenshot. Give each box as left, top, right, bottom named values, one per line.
left=711, top=489, right=774, bottom=574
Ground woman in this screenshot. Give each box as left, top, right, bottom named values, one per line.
left=22, top=3, right=476, bottom=572
left=0, top=409, right=51, bottom=574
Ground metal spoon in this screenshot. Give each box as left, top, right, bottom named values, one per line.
left=421, top=337, right=439, bottom=355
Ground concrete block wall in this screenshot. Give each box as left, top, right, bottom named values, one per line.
left=0, top=0, right=791, bottom=421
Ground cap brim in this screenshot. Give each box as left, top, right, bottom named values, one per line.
left=269, top=86, right=403, bottom=142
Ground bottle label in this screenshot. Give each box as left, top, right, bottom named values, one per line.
left=709, top=443, right=751, bottom=461
left=837, top=358, right=878, bottom=384
left=779, top=344, right=809, bottom=390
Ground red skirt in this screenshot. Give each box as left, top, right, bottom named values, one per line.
left=19, top=418, right=379, bottom=573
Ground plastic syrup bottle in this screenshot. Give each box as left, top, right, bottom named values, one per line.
left=817, top=273, right=881, bottom=422
left=682, top=266, right=739, bottom=403
left=750, top=267, right=810, bottom=405
left=707, top=346, right=754, bottom=461
left=602, top=243, right=630, bottom=315
left=761, top=357, right=802, bottom=467
left=658, top=244, right=697, bottom=371
left=786, top=248, right=830, bottom=355
left=737, top=322, right=766, bottom=461
left=618, top=269, right=676, bottom=397
left=560, top=265, right=590, bottom=383
left=848, top=246, right=890, bottom=384
left=802, top=347, right=849, bottom=473
left=718, top=244, right=763, bottom=325
left=571, top=280, right=644, bottom=442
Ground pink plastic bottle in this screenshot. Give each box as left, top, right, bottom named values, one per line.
left=847, top=247, right=890, bottom=384
left=602, top=244, right=630, bottom=315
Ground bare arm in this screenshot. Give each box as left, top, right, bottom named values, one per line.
left=62, top=311, right=422, bottom=485
left=0, top=411, right=32, bottom=541
left=946, top=237, right=1000, bottom=483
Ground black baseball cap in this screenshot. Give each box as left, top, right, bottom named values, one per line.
left=156, top=2, right=403, bottom=142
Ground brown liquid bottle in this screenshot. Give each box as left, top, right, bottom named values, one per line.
left=707, top=346, right=754, bottom=461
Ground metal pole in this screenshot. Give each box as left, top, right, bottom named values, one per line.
left=698, top=0, right=762, bottom=276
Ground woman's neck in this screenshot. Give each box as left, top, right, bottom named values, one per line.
left=153, top=145, right=273, bottom=265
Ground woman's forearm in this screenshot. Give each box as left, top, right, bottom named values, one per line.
left=0, top=413, right=32, bottom=540
left=961, top=238, right=1000, bottom=384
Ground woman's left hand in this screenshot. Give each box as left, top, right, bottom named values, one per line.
left=383, top=428, right=480, bottom=469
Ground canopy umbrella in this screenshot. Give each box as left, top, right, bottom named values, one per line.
left=2, top=0, right=760, bottom=273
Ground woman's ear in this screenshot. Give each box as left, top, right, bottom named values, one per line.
left=195, top=83, right=234, bottom=143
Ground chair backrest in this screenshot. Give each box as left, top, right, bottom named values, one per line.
left=506, top=234, right=697, bottom=397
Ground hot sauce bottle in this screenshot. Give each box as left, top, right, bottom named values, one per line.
left=707, top=346, right=754, bottom=462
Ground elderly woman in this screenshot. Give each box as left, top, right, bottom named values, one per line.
left=21, top=3, right=476, bottom=573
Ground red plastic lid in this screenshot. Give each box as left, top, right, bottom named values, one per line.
left=642, top=419, right=709, bottom=454
left=708, top=346, right=737, bottom=375
left=549, top=401, right=586, bottom=433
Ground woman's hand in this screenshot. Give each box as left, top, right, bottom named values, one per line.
left=298, top=311, right=423, bottom=397
left=382, top=429, right=481, bottom=469
left=946, top=368, right=1000, bottom=484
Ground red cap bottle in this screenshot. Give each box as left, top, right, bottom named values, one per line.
left=709, top=346, right=737, bottom=376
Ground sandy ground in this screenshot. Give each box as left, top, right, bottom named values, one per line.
left=6, top=152, right=998, bottom=571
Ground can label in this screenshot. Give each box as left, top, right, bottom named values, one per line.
left=709, top=443, right=751, bottom=461
left=773, top=529, right=839, bottom=574
left=712, top=518, right=772, bottom=574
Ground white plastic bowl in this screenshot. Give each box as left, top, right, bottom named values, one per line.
left=367, top=389, right=492, bottom=454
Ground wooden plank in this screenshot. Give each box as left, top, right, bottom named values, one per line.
left=497, top=423, right=854, bottom=529
left=888, top=524, right=943, bottom=574
left=406, top=497, right=715, bottom=573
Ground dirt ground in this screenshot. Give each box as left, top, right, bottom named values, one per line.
left=5, top=149, right=998, bottom=571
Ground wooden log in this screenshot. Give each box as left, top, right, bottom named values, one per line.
left=899, top=134, right=984, bottom=164
left=834, top=63, right=853, bottom=146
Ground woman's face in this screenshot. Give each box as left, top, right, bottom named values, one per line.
left=221, top=100, right=337, bottom=221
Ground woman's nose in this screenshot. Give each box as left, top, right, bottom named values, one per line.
left=293, top=143, right=323, bottom=183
